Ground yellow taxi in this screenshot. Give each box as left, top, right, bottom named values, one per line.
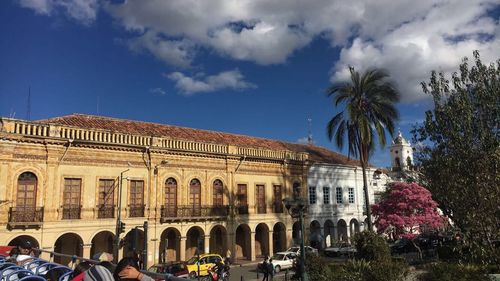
left=185, top=253, right=224, bottom=278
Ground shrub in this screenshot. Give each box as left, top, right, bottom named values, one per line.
left=418, top=263, right=490, bottom=281
left=363, top=259, right=409, bottom=281
left=294, top=252, right=331, bottom=281
left=352, top=230, right=391, bottom=261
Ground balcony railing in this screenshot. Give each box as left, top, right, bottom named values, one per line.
left=62, top=205, right=81, bottom=220
left=273, top=202, right=284, bottom=213
left=97, top=205, right=115, bottom=219
left=8, top=207, right=44, bottom=229
left=236, top=204, right=249, bottom=215
left=129, top=204, right=145, bottom=217
left=160, top=205, right=229, bottom=222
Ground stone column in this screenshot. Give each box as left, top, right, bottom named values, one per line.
left=346, top=224, right=351, bottom=241
left=82, top=244, right=92, bottom=259
left=268, top=230, right=274, bottom=256
left=180, top=237, right=187, bottom=261
left=286, top=228, right=293, bottom=248
left=333, top=226, right=338, bottom=242
left=147, top=238, right=156, bottom=268
left=250, top=231, right=256, bottom=261
left=204, top=235, right=210, bottom=254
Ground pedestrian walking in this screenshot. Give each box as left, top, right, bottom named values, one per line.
left=225, top=249, right=231, bottom=265
left=261, top=256, right=269, bottom=281
left=267, top=258, right=274, bottom=281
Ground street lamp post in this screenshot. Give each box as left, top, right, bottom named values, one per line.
left=114, top=168, right=129, bottom=263
left=283, top=196, right=309, bottom=281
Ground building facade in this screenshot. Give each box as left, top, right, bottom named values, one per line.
left=305, top=146, right=390, bottom=248
left=0, top=114, right=322, bottom=266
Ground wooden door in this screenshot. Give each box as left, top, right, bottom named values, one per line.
left=256, top=184, right=266, bottom=214
left=237, top=184, right=248, bottom=214
left=213, top=179, right=223, bottom=206
left=63, top=178, right=81, bottom=219
left=189, top=179, right=201, bottom=216
left=165, top=178, right=177, bottom=217
left=273, top=185, right=283, bottom=213
left=16, top=172, right=37, bottom=209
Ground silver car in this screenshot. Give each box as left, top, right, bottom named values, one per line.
left=286, top=246, right=319, bottom=256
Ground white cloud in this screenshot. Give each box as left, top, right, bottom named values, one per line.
left=18, top=0, right=98, bottom=24
left=128, top=31, right=195, bottom=68
left=18, top=0, right=500, bottom=102
left=149, top=87, right=166, bottom=96
left=105, top=0, right=499, bottom=102
left=166, top=69, right=256, bottom=95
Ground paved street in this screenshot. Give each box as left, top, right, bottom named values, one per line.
left=228, top=262, right=293, bottom=281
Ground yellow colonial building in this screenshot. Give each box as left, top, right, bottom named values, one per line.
left=0, top=114, right=356, bottom=267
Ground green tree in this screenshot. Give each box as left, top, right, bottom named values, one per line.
left=412, top=51, right=500, bottom=264
left=326, top=66, right=400, bottom=230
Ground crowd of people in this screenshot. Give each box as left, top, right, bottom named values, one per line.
left=2, top=241, right=155, bottom=281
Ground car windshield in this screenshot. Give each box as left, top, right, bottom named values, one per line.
left=272, top=254, right=285, bottom=260
left=148, top=266, right=158, bottom=273
left=288, top=247, right=299, bottom=252
left=186, top=257, right=198, bottom=264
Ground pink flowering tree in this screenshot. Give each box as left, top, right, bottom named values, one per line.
left=372, top=182, right=444, bottom=240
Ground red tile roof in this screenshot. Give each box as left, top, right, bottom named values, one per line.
left=37, top=113, right=361, bottom=166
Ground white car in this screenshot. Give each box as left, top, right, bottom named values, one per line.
left=286, top=246, right=319, bottom=256
left=258, top=252, right=297, bottom=273
left=324, top=242, right=357, bottom=257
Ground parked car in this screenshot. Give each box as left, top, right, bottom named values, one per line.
left=286, top=246, right=319, bottom=256
left=147, top=262, right=189, bottom=278
left=390, top=238, right=419, bottom=255
left=185, top=253, right=224, bottom=278
left=324, top=242, right=356, bottom=257
left=257, top=252, right=297, bottom=273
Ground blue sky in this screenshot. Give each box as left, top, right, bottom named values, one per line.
left=1, top=0, right=499, bottom=168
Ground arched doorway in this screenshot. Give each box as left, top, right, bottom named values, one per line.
left=123, top=228, right=144, bottom=259
left=292, top=221, right=301, bottom=246
left=160, top=228, right=181, bottom=263
left=255, top=223, right=269, bottom=258
left=235, top=224, right=251, bottom=260
left=9, top=235, right=39, bottom=252
left=209, top=225, right=227, bottom=256
left=186, top=227, right=204, bottom=258
left=309, top=220, right=323, bottom=250
left=90, top=231, right=114, bottom=258
left=189, top=179, right=201, bottom=216
left=54, top=233, right=83, bottom=265
left=273, top=222, right=286, bottom=253
left=350, top=219, right=360, bottom=235
left=324, top=220, right=335, bottom=247
left=337, top=220, right=348, bottom=242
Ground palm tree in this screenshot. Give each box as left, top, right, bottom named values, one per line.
left=326, top=66, right=399, bottom=231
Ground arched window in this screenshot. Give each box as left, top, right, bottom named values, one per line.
left=189, top=179, right=201, bottom=216
left=213, top=179, right=223, bottom=206
left=164, top=178, right=177, bottom=217
left=395, top=157, right=401, bottom=167
left=406, top=156, right=412, bottom=167
left=17, top=172, right=37, bottom=209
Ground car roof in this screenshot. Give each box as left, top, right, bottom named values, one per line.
left=275, top=251, right=295, bottom=255
left=199, top=253, right=222, bottom=258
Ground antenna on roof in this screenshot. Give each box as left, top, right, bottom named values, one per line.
left=307, top=117, right=313, bottom=145
left=9, top=108, right=16, bottom=118
left=26, top=86, right=31, bottom=120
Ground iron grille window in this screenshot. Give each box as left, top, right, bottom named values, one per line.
left=348, top=188, right=355, bottom=204
left=336, top=187, right=343, bottom=204
left=98, top=179, right=115, bottom=218
left=323, top=186, right=330, bottom=204
left=309, top=186, right=317, bottom=204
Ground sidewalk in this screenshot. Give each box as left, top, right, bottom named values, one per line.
left=231, top=259, right=261, bottom=267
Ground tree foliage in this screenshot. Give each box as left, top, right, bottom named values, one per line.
left=412, top=51, right=500, bottom=264
left=326, top=66, right=400, bottom=230
left=372, top=182, right=444, bottom=240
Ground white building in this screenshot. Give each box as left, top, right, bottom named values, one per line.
left=303, top=145, right=390, bottom=248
